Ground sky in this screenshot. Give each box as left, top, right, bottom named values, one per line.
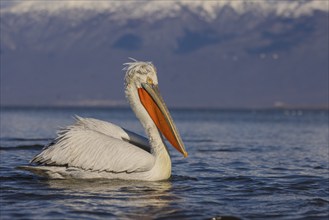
left=1, top=0, right=328, bottom=108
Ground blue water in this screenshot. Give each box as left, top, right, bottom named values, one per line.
left=0, top=107, right=328, bottom=219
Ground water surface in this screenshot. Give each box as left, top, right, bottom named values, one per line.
left=1, top=107, right=328, bottom=219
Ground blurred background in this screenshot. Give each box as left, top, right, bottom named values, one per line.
left=1, top=0, right=328, bottom=109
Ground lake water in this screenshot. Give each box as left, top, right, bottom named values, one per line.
left=0, top=107, right=328, bottom=219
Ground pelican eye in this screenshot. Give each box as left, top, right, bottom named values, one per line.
left=147, top=77, right=153, bottom=85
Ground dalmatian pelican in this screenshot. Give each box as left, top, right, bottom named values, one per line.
left=20, top=60, right=188, bottom=181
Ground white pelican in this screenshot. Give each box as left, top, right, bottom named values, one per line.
left=20, top=60, right=188, bottom=181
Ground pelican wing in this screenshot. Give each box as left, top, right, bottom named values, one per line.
left=31, top=117, right=155, bottom=173
left=73, top=116, right=151, bottom=152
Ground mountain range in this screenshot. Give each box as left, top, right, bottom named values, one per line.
left=1, top=0, right=328, bottom=108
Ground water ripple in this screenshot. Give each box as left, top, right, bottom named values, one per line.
left=0, top=145, right=43, bottom=151
left=1, top=109, right=328, bottom=219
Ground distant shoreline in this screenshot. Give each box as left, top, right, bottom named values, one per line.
left=1, top=105, right=328, bottom=111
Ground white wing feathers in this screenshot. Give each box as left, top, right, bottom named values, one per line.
left=72, top=116, right=150, bottom=150
left=31, top=117, right=155, bottom=173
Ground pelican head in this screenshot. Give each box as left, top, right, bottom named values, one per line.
left=124, top=60, right=188, bottom=157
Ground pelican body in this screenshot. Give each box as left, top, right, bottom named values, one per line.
left=20, top=60, right=188, bottom=181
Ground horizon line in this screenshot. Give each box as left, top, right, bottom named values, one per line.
left=1, top=104, right=328, bottom=111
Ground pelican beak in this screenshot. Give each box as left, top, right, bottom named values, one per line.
left=138, top=82, right=188, bottom=157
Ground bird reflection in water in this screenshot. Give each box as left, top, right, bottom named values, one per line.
left=45, top=179, right=182, bottom=219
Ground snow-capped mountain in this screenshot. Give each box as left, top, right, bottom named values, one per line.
left=1, top=1, right=328, bottom=108
left=2, top=0, right=328, bottom=18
